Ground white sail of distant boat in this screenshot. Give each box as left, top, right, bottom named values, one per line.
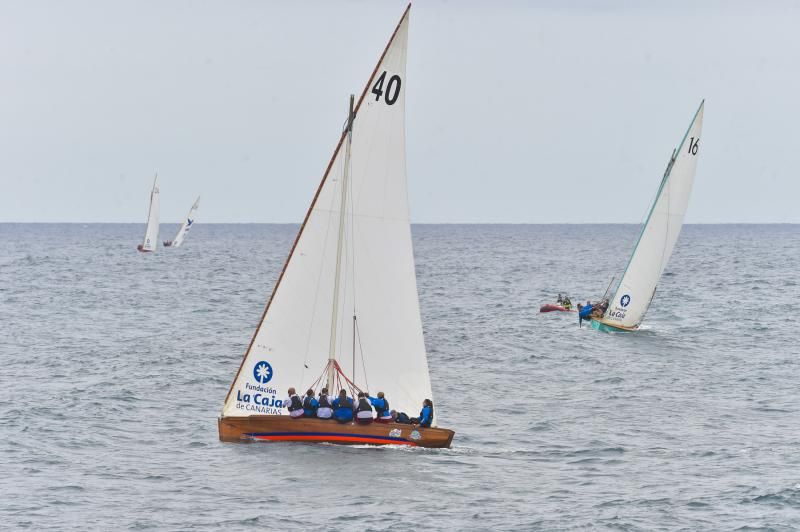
left=222, top=6, right=434, bottom=423
left=138, top=174, right=160, bottom=252
left=166, top=196, right=200, bottom=248
left=593, top=101, right=704, bottom=332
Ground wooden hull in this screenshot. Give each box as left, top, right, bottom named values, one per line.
left=218, top=415, right=455, bottom=448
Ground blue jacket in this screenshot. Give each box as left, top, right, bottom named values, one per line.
left=578, top=304, right=594, bottom=319
left=332, top=397, right=354, bottom=421
left=303, top=396, right=318, bottom=417
left=418, top=405, right=433, bottom=427
left=368, top=396, right=390, bottom=417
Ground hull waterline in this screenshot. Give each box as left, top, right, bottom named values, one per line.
left=590, top=318, right=636, bottom=333
left=219, top=415, right=454, bottom=448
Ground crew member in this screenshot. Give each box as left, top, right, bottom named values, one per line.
left=591, top=299, right=608, bottom=318
left=411, top=399, right=434, bottom=428
left=332, top=389, right=354, bottom=423
left=285, top=387, right=304, bottom=419
left=354, top=392, right=374, bottom=424
left=557, top=293, right=564, bottom=305
left=316, top=387, right=333, bottom=420
left=302, top=389, right=318, bottom=418
left=369, top=392, right=393, bottom=423
left=562, top=295, right=572, bottom=310
left=578, top=300, right=594, bottom=326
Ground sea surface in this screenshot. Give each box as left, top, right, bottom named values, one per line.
left=1, top=223, right=799, bottom=531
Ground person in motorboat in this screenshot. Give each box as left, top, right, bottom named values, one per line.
left=557, top=293, right=564, bottom=305
left=332, top=389, right=354, bottom=423
left=562, top=295, right=572, bottom=310
left=410, top=399, right=434, bottom=428
left=285, top=387, right=305, bottom=419
left=354, top=392, right=374, bottom=425
left=368, top=392, right=393, bottom=423
left=302, top=389, right=318, bottom=418
left=316, top=387, right=333, bottom=420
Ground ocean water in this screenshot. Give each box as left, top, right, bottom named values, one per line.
left=1, top=223, right=799, bottom=531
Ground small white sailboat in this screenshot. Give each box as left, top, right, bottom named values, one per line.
left=163, top=196, right=200, bottom=248
left=137, top=174, right=160, bottom=253
left=218, top=4, right=453, bottom=448
left=591, top=101, right=705, bottom=332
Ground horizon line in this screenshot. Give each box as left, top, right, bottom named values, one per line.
left=1, top=221, right=798, bottom=226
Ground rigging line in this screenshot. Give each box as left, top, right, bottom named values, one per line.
left=336, top=210, right=354, bottom=377
left=329, top=96, right=355, bottom=392
left=654, top=174, right=672, bottom=319
left=333, top=360, right=364, bottom=394
left=352, top=315, right=357, bottom=386
left=300, top=155, right=342, bottom=387
left=345, top=99, right=391, bottom=386
left=356, top=317, right=369, bottom=392
left=308, top=363, right=329, bottom=393
left=348, top=125, right=359, bottom=384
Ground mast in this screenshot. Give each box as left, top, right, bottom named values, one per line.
left=327, top=94, right=355, bottom=391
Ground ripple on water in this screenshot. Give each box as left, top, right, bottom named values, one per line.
left=2, top=224, right=800, bottom=530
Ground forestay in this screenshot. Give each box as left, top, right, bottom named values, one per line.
left=222, top=9, right=434, bottom=421
left=172, top=196, right=200, bottom=247
left=141, top=175, right=160, bottom=252
left=603, top=101, right=705, bottom=329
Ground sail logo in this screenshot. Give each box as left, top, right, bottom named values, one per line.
left=620, top=294, right=631, bottom=307
left=253, top=361, right=274, bottom=384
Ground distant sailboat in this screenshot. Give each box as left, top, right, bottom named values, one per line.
left=137, top=174, right=160, bottom=253
left=590, top=101, right=705, bottom=332
left=218, top=5, right=454, bottom=448
left=164, top=196, right=200, bottom=248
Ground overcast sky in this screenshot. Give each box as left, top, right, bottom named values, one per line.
left=1, top=0, right=798, bottom=223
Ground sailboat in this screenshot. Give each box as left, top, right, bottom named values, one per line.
left=590, top=101, right=705, bottom=332
left=218, top=5, right=454, bottom=448
left=137, top=174, right=160, bottom=253
left=163, top=196, right=200, bottom=248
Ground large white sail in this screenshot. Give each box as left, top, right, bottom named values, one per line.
left=602, top=101, right=705, bottom=329
left=222, top=9, right=434, bottom=420
left=141, top=175, right=160, bottom=252
left=171, top=196, right=200, bottom=247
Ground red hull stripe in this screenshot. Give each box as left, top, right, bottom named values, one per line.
left=247, top=432, right=417, bottom=446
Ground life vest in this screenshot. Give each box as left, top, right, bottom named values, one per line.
left=374, top=397, right=390, bottom=417
left=318, top=394, right=331, bottom=408
left=333, top=397, right=352, bottom=410
left=419, top=405, right=433, bottom=427
left=288, top=394, right=303, bottom=412
left=303, top=396, right=316, bottom=410
left=356, top=397, right=373, bottom=413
